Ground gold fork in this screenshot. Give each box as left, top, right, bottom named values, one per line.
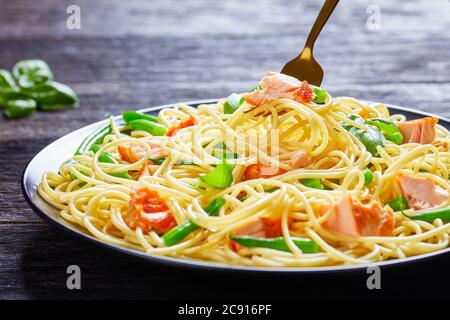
left=281, top=0, right=340, bottom=86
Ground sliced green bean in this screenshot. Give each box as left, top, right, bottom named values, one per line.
left=363, top=168, right=373, bottom=185
left=163, top=198, right=225, bottom=246
left=75, top=124, right=112, bottom=155
left=122, top=111, right=158, bottom=124
left=129, top=119, right=167, bottom=136
left=408, top=208, right=450, bottom=223
left=230, top=236, right=320, bottom=253
left=300, top=178, right=325, bottom=190
left=387, top=195, right=408, bottom=212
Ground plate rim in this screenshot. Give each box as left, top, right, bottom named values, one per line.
left=21, top=98, right=450, bottom=273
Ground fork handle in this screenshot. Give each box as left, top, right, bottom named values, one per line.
left=304, top=0, right=339, bottom=53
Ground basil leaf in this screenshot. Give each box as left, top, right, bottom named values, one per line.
left=0, top=70, right=18, bottom=91
left=349, top=125, right=386, bottom=157
left=313, top=87, right=327, bottom=104
left=200, top=161, right=233, bottom=188
left=0, top=70, right=20, bottom=105
left=0, top=90, right=24, bottom=106
left=223, top=93, right=244, bottom=114
left=343, top=115, right=386, bottom=157
left=3, top=98, right=37, bottom=119
left=365, top=118, right=403, bottom=145
left=25, top=81, right=79, bottom=110
left=348, top=114, right=365, bottom=123
left=12, top=59, right=53, bottom=88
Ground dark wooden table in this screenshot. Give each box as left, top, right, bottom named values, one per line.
left=1, top=0, right=450, bottom=300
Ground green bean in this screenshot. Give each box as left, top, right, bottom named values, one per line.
left=122, top=111, right=158, bottom=124
left=300, top=178, right=325, bottom=190
left=387, top=195, right=408, bottom=212
left=75, top=124, right=112, bottom=155
left=129, top=119, right=167, bottom=136
left=223, top=93, right=244, bottom=114
left=386, top=132, right=403, bottom=145
left=230, top=236, right=320, bottom=253
left=163, top=198, right=225, bottom=246
left=363, top=168, right=373, bottom=185
left=408, top=208, right=450, bottom=223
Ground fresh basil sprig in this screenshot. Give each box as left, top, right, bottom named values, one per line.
left=3, top=98, right=37, bottom=119
left=0, top=59, right=79, bottom=119
left=0, top=70, right=18, bottom=92
left=25, top=81, right=79, bottom=110
left=12, top=60, right=53, bottom=88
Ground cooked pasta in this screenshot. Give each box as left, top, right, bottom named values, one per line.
left=38, top=72, right=450, bottom=267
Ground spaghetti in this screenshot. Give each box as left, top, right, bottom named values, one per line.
left=38, top=72, right=450, bottom=267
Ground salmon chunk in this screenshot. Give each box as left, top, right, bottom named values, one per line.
left=323, top=196, right=394, bottom=237
left=243, top=151, right=308, bottom=180
left=244, top=71, right=313, bottom=107
left=126, top=186, right=176, bottom=234
left=282, top=150, right=308, bottom=168
left=118, top=138, right=166, bottom=163
left=233, top=217, right=291, bottom=238
left=398, top=117, right=438, bottom=144
left=398, top=174, right=448, bottom=210
left=118, top=143, right=146, bottom=163
left=166, top=115, right=197, bottom=137
left=242, top=163, right=287, bottom=180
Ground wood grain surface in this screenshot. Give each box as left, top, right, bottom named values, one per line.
left=1, top=0, right=450, bottom=299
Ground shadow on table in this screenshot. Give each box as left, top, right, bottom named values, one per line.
left=19, top=224, right=449, bottom=300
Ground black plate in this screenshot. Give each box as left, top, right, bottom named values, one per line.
left=21, top=99, right=450, bottom=272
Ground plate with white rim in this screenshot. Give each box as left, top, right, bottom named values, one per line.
left=21, top=99, right=450, bottom=272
